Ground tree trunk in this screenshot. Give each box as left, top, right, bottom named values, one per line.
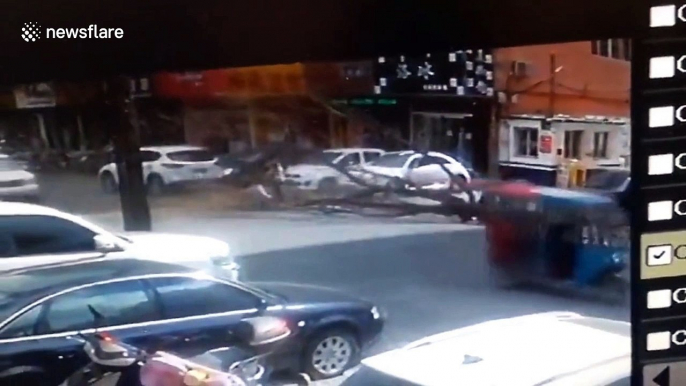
left=488, top=102, right=501, bottom=178
left=109, top=76, right=152, bottom=231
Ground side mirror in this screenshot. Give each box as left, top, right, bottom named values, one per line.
left=94, top=235, right=123, bottom=254
left=234, top=316, right=291, bottom=346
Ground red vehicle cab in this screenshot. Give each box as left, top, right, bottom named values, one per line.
left=481, top=181, right=542, bottom=265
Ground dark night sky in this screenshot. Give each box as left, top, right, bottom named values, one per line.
left=1, top=0, right=644, bottom=85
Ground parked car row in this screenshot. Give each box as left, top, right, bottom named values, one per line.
left=0, top=202, right=386, bottom=385
left=280, top=148, right=476, bottom=196
left=95, top=145, right=479, bottom=200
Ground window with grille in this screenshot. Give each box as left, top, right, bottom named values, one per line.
left=513, top=127, right=539, bottom=157
left=592, top=132, right=609, bottom=159
left=591, top=39, right=631, bottom=61
left=563, top=130, right=583, bottom=159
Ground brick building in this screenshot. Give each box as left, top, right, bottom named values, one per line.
left=494, top=40, right=631, bottom=186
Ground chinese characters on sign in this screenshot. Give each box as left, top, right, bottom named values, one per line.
left=373, top=50, right=495, bottom=97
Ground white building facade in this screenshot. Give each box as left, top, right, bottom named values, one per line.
left=498, top=114, right=630, bottom=187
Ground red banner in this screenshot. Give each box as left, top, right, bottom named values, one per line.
left=152, top=64, right=307, bottom=100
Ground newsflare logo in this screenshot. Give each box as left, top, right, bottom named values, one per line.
left=22, top=22, right=124, bottom=43
left=22, top=22, right=41, bottom=42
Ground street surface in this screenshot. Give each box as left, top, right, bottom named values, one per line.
left=41, top=172, right=630, bottom=385
left=83, top=209, right=630, bottom=385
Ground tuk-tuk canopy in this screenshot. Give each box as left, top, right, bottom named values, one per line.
left=536, top=187, right=616, bottom=207
left=484, top=181, right=625, bottom=226
left=536, top=186, right=626, bottom=226
left=485, top=181, right=540, bottom=198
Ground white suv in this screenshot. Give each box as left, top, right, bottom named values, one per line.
left=0, top=202, right=239, bottom=279
left=98, top=145, right=224, bottom=194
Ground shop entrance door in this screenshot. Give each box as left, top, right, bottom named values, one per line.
left=410, top=112, right=474, bottom=168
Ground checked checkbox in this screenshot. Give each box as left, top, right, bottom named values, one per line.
left=647, top=245, right=673, bottom=267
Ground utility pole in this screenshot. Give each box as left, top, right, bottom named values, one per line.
left=549, top=52, right=557, bottom=118
left=487, top=101, right=501, bottom=178
left=108, top=76, right=152, bottom=231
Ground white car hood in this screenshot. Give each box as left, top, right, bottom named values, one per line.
left=122, top=232, right=231, bottom=264
left=361, top=312, right=630, bottom=386
left=0, top=169, right=34, bottom=181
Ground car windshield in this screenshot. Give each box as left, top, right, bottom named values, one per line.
left=166, top=150, right=215, bottom=162
left=322, top=152, right=343, bottom=164
left=585, top=170, right=630, bottom=190
left=6, top=5, right=632, bottom=385
left=368, top=153, right=412, bottom=168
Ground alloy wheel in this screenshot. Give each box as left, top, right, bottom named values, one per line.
left=310, top=336, right=352, bottom=376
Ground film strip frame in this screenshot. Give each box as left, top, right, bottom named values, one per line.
left=632, top=3, right=686, bottom=385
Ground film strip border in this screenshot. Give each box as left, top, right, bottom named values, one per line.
left=633, top=3, right=686, bottom=385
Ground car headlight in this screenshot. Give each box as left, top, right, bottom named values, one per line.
left=223, top=168, right=234, bottom=176
left=371, top=306, right=381, bottom=320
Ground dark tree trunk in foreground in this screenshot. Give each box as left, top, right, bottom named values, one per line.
left=108, top=76, right=152, bottom=231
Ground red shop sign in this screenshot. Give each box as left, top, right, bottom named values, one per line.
left=540, top=135, right=553, bottom=154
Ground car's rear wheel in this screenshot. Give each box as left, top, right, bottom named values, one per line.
left=147, top=174, right=166, bottom=196
left=303, top=329, right=359, bottom=380
left=100, top=172, right=118, bottom=194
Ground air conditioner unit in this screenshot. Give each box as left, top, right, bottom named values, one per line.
left=511, top=61, right=528, bottom=77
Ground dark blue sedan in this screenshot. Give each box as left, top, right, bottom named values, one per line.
left=0, top=259, right=385, bottom=385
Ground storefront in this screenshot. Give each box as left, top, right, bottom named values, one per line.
left=353, top=49, right=496, bottom=173
left=152, top=64, right=353, bottom=153
left=498, top=115, right=630, bottom=187
left=0, top=78, right=168, bottom=154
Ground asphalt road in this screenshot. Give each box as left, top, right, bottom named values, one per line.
left=38, top=171, right=629, bottom=384
left=83, top=209, right=630, bottom=385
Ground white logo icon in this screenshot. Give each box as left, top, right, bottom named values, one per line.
left=22, top=22, right=41, bottom=42
left=417, top=62, right=434, bottom=80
